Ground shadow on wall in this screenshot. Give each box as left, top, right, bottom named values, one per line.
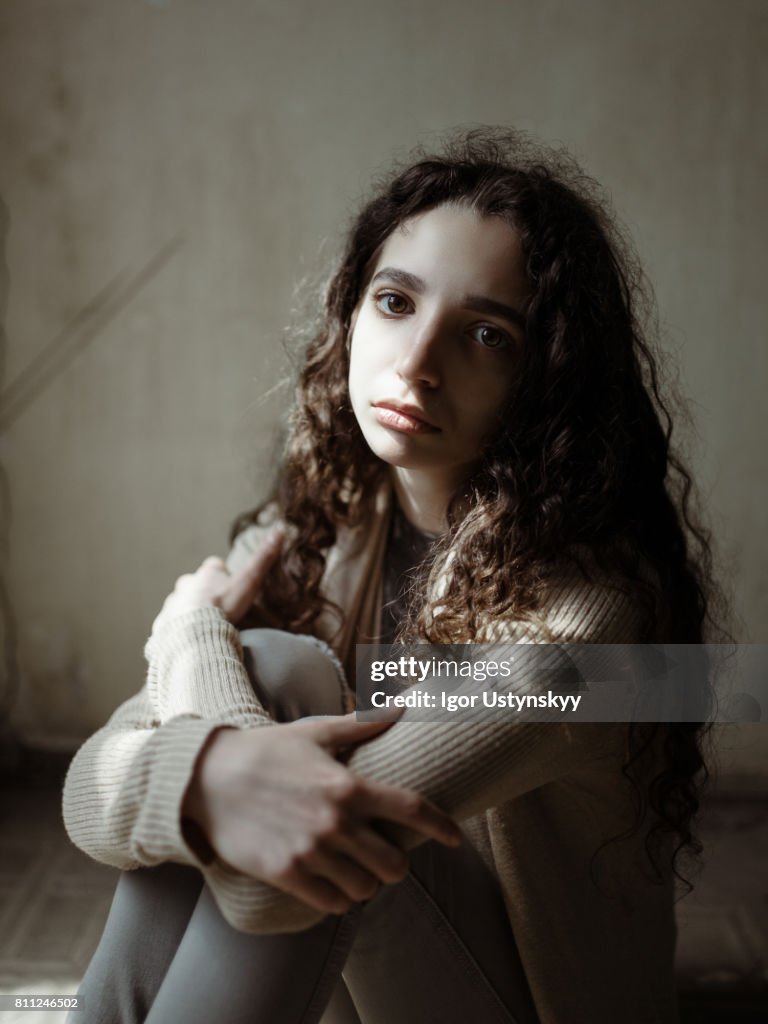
left=0, top=193, right=23, bottom=774
left=0, top=186, right=182, bottom=746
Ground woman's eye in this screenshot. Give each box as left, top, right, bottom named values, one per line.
left=374, top=291, right=411, bottom=316
left=470, top=324, right=511, bottom=350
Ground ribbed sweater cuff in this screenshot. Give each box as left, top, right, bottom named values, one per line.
left=203, top=857, right=325, bottom=935
left=130, top=715, right=235, bottom=867
left=145, top=607, right=270, bottom=725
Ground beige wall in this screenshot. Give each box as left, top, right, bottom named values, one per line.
left=0, top=1, right=766, bottom=759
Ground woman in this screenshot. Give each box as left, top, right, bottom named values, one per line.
left=63, top=129, right=722, bottom=1024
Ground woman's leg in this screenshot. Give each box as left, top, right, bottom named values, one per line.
left=343, top=838, right=538, bottom=1024
left=321, top=980, right=363, bottom=1024
left=143, top=888, right=360, bottom=1024
left=100, top=831, right=535, bottom=1024
left=72, top=863, right=204, bottom=1024
left=239, top=630, right=538, bottom=1022
left=69, top=632, right=356, bottom=1024
left=72, top=859, right=359, bottom=1024
left=74, top=632, right=537, bottom=1023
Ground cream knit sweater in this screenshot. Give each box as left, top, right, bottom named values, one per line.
left=62, top=488, right=679, bottom=1024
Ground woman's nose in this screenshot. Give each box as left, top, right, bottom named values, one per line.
left=395, top=320, right=444, bottom=389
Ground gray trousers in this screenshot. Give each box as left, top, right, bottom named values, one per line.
left=73, top=631, right=539, bottom=1024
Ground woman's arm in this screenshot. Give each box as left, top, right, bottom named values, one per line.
left=60, top=680, right=337, bottom=934
left=346, top=577, right=647, bottom=842
left=147, top=569, right=646, bottom=934
left=145, top=607, right=274, bottom=725
left=62, top=630, right=461, bottom=936
left=60, top=683, right=266, bottom=872
left=62, top=540, right=284, bottom=871
left=63, top=534, right=462, bottom=936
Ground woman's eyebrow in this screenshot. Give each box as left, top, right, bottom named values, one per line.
left=370, top=267, right=425, bottom=292
left=461, top=295, right=526, bottom=330
left=370, top=266, right=526, bottom=329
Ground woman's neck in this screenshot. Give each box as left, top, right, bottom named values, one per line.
left=390, top=467, right=464, bottom=536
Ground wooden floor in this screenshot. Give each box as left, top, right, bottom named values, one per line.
left=0, top=751, right=766, bottom=1023
left=0, top=779, right=117, bottom=1024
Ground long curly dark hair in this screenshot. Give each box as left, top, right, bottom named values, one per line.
left=233, top=128, right=728, bottom=885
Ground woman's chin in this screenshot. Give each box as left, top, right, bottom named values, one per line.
left=360, top=428, right=428, bottom=466
left=366, top=442, right=438, bottom=473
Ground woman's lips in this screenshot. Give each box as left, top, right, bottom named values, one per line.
left=373, top=403, right=440, bottom=435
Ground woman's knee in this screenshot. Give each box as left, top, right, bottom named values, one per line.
left=239, top=628, right=348, bottom=721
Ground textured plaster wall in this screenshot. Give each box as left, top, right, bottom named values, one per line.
left=0, top=1, right=765, bottom=767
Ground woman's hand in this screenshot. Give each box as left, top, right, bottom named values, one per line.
left=183, top=714, right=463, bottom=915
left=154, top=529, right=284, bottom=628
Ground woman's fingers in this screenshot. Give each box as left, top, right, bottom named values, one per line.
left=294, top=717, right=461, bottom=849
left=296, top=712, right=397, bottom=750
left=199, top=556, right=226, bottom=571
left=281, top=833, right=403, bottom=910
left=336, top=825, right=409, bottom=885
left=219, top=529, right=284, bottom=622
left=283, top=826, right=411, bottom=909
left=193, top=720, right=456, bottom=920
left=152, top=529, right=285, bottom=628
left=299, top=848, right=381, bottom=903
left=275, top=838, right=405, bottom=914
left=276, top=869, right=353, bottom=916
left=352, top=779, right=463, bottom=849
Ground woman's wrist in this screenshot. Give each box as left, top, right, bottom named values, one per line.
left=181, top=725, right=235, bottom=862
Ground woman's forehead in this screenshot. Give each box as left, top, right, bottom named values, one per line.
left=373, top=205, right=528, bottom=302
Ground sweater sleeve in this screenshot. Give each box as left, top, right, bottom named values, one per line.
left=61, top=604, right=278, bottom=871
left=61, top=608, right=326, bottom=933
left=122, top=574, right=646, bottom=936
left=345, top=577, right=646, bottom=830
left=144, top=607, right=272, bottom=725
left=63, top=539, right=647, bottom=937
left=61, top=685, right=238, bottom=871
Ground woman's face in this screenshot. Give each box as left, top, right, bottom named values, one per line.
left=348, top=204, right=528, bottom=492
